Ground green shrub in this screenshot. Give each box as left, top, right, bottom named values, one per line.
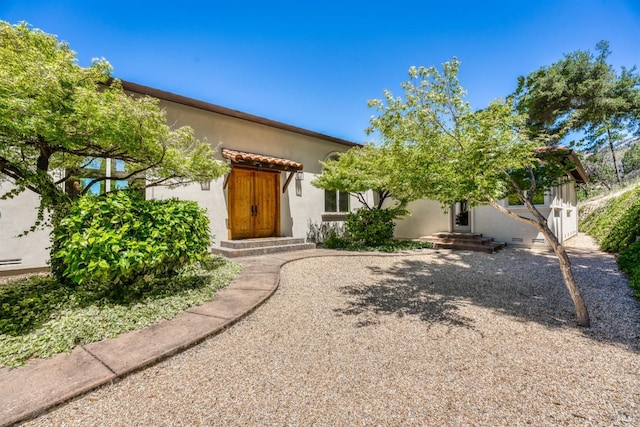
left=581, top=185, right=640, bottom=296
left=580, top=186, right=640, bottom=253
left=51, top=192, right=211, bottom=295
left=322, top=233, right=352, bottom=249
left=618, top=241, right=640, bottom=297
left=345, top=207, right=396, bottom=247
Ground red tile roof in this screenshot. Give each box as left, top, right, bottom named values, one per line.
left=221, top=149, right=303, bottom=171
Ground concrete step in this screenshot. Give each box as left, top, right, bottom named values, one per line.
left=211, top=241, right=316, bottom=258
left=219, top=237, right=306, bottom=250
left=422, top=236, right=496, bottom=246
left=420, top=232, right=506, bottom=253
left=430, top=232, right=485, bottom=241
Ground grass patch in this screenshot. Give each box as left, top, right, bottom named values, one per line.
left=320, top=238, right=433, bottom=253
left=0, top=256, right=241, bottom=368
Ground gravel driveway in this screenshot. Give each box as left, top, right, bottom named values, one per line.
left=25, top=236, right=640, bottom=426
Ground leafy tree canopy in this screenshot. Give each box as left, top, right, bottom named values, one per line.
left=513, top=41, right=640, bottom=183
left=311, top=143, right=421, bottom=213
left=514, top=41, right=640, bottom=143
left=581, top=152, right=617, bottom=190
left=0, top=21, right=228, bottom=219
left=367, top=60, right=575, bottom=209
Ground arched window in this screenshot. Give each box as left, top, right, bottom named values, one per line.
left=323, top=153, right=350, bottom=213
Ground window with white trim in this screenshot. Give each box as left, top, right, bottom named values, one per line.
left=324, top=189, right=350, bottom=212
left=323, top=153, right=349, bottom=213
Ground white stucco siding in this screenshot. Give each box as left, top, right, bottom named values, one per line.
left=550, top=180, right=579, bottom=242
left=160, top=100, right=350, bottom=175
left=472, top=204, right=551, bottom=246
left=393, top=199, right=450, bottom=239
left=473, top=180, right=579, bottom=247
left=0, top=184, right=51, bottom=272
left=157, top=100, right=357, bottom=245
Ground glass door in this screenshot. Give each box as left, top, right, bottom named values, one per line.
left=452, top=200, right=471, bottom=233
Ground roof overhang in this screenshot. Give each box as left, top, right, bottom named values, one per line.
left=535, top=146, right=589, bottom=184
left=221, top=148, right=303, bottom=172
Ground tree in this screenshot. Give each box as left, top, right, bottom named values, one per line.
left=367, top=59, right=591, bottom=327
left=622, top=139, right=640, bottom=176
left=581, top=152, right=617, bottom=191
left=0, top=21, right=228, bottom=226
left=311, top=143, right=422, bottom=213
left=311, top=143, right=422, bottom=246
left=514, top=41, right=640, bottom=184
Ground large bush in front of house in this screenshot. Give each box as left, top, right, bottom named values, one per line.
left=345, top=207, right=397, bottom=247
left=51, top=192, right=211, bottom=295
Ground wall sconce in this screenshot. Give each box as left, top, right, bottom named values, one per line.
left=295, top=171, right=304, bottom=181
left=200, top=180, right=211, bottom=191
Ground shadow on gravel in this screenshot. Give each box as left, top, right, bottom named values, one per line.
left=335, top=247, right=640, bottom=353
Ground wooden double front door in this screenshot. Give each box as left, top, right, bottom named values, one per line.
left=228, top=168, right=280, bottom=239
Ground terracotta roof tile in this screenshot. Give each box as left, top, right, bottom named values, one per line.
left=221, top=149, right=303, bottom=171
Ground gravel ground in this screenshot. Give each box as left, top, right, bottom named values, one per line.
left=24, top=234, right=640, bottom=426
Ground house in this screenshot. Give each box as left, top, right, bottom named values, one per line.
left=394, top=148, right=588, bottom=249
left=0, top=81, right=364, bottom=272
left=0, top=82, right=587, bottom=274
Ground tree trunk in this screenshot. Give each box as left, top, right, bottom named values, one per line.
left=607, top=128, right=622, bottom=184
left=537, top=221, right=591, bottom=327
left=486, top=197, right=591, bottom=327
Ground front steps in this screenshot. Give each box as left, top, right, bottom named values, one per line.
left=211, top=237, right=316, bottom=258
left=420, top=232, right=506, bottom=253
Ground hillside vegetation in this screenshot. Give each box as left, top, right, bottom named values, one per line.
left=580, top=183, right=640, bottom=296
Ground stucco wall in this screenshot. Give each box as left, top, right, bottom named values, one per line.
left=155, top=100, right=358, bottom=246
left=472, top=204, right=550, bottom=246
left=394, top=176, right=581, bottom=247
left=393, top=199, right=450, bottom=239
left=0, top=183, right=51, bottom=272
left=465, top=179, right=580, bottom=247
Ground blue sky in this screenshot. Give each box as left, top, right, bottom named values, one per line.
left=2, top=1, right=640, bottom=143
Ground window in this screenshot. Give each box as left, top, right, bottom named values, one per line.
left=66, top=158, right=144, bottom=198
left=507, top=188, right=545, bottom=206
left=324, top=189, right=350, bottom=212
left=323, top=153, right=349, bottom=213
